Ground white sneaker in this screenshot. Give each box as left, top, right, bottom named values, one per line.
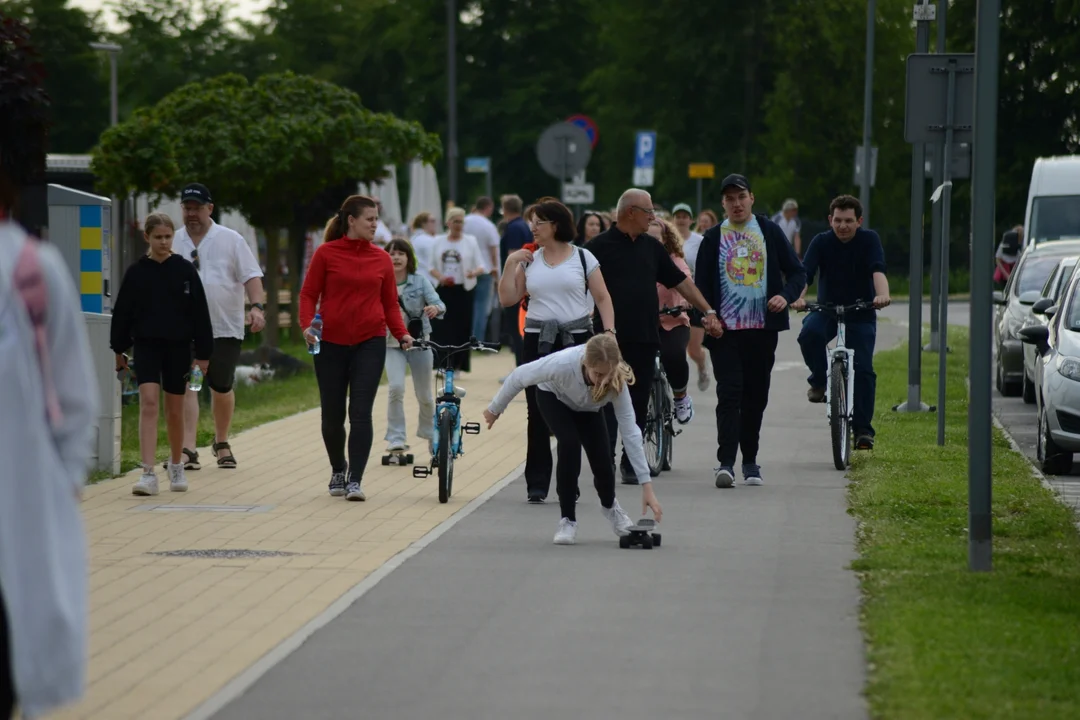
left=345, top=481, right=367, bottom=502
left=132, top=469, right=159, bottom=496
left=168, top=462, right=188, bottom=492
left=674, top=395, right=694, bottom=424
left=714, top=467, right=735, bottom=489
left=601, top=499, right=633, bottom=537
left=553, top=518, right=578, bottom=545
left=697, top=367, right=711, bottom=392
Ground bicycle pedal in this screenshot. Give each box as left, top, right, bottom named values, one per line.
left=413, top=466, right=431, bottom=478
left=463, top=422, right=481, bottom=434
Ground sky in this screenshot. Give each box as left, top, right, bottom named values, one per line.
left=70, top=0, right=271, bottom=31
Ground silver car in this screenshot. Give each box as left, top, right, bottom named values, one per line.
left=1020, top=256, right=1080, bottom=403
left=994, top=239, right=1080, bottom=396
left=1020, top=269, right=1080, bottom=474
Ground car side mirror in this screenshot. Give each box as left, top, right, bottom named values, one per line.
left=1046, top=305, right=1058, bottom=319
left=1032, top=298, right=1055, bottom=315
left=993, top=291, right=1007, bottom=305
left=1019, top=290, right=1043, bottom=305
left=1019, top=324, right=1051, bottom=354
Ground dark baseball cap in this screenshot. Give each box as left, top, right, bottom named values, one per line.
left=181, top=183, right=213, bottom=205
left=720, top=174, right=751, bottom=193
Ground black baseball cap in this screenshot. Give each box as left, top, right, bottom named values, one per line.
left=181, top=183, right=213, bottom=205
left=720, top=174, right=751, bottom=193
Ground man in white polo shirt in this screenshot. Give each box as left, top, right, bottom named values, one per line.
left=463, top=196, right=501, bottom=341
left=171, top=183, right=266, bottom=470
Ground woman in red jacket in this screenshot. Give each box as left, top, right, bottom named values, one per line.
left=300, top=195, right=414, bottom=501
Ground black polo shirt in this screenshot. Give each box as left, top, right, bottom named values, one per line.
left=586, top=225, right=687, bottom=345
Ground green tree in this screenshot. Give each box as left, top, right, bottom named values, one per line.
left=0, top=0, right=108, bottom=152
left=92, top=71, right=442, bottom=345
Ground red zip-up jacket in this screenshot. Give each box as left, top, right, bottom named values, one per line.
left=298, top=237, right=408, bottom=345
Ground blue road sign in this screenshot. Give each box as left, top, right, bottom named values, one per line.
left=465, top=157, right=490, bottom=173
left=633, top=130, right=656, bottom=186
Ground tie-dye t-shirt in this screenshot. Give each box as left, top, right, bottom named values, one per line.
left=717, top=216, right=767, bottom=329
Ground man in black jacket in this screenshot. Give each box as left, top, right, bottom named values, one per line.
left=694, top=174, right=806, bottom=488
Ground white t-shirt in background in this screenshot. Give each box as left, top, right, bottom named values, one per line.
left=431, top=233, right=486, bottom=291
left=523, top=246, right=599, bottom=326
left=682, top=231, right=705, bottom=275
left=173, top=220, right=264, bottom=340
left=410, top=231, right=437, bottom=279
left=463, top=212, right=501, bottom=273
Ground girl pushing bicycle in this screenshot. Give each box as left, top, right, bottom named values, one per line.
left=483, top=334, right=663, bottom=545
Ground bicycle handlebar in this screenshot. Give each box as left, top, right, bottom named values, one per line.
left=801, top=301, right=875, bottom=314
left=408, top=336, right=501, bottom=354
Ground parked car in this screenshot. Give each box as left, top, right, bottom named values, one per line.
left=994, top=240, right=1080, bottom=395
left=1020, top=255, right=1080, bottom=403
left=1022, top=156, right=1080, bottom=251
left=1019, top=268, right=1080, bottom=474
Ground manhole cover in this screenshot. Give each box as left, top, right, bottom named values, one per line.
left=130, top=504, right=273, bottom=514
left=147, top=549, right=298, bottom=559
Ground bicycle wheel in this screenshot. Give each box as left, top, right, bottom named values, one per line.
left=437, top=408, right=454, bottom=503
left=661, top=387, right=674, bottom=471
left=830, top=358, right=852, bottom=470
left=644, top=381, right=664, bottom=476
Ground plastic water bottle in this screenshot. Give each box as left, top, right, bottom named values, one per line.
left=189, top=365, right=204, bottom=392
left=308, top=313, right=323, bottom=355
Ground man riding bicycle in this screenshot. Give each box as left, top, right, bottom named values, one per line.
left=791, top=195, right=891, bottom=451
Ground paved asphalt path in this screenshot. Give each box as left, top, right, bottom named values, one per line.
left=211, top=317, right=909, bottom=720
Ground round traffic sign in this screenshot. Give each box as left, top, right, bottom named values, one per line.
left=566, top=114, right=599, bottom=149
left=536, top=122, right=592, bottom=180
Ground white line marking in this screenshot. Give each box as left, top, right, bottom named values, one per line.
left=183, top=457, right=528, bottom=720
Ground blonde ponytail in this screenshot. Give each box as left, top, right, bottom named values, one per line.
left=583, top=333, right=635, bottom=402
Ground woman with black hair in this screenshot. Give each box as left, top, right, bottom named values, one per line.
left=574, top=210, right=607, bottom=247
left=498, top=197, right=616, bottom=502
left=300, top=194, right=414, bottom=502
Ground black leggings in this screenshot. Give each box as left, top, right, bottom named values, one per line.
left=522, top=329, right=592, bottom=498
left=537, top=390, right=616, bottom=522
left=314, top=337, right=386, bottom=480
left=658, top=325, right=691, bottom=394
left=0, top=584, right=13, bottom=720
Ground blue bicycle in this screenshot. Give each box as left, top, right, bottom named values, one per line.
left=410, top=337, right=501, bottom=503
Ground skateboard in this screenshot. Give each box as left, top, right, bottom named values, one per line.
left=381, top=445, right=414, bottom=466
left=619, top=517, right=662, bottom=549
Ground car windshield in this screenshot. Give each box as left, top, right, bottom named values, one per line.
left=1031, top=195, right=1080, bottom=244
left=1016, top=256, right=1066, bottom=296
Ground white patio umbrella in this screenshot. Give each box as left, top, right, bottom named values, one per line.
left=406, top=160, right=443, bottom=228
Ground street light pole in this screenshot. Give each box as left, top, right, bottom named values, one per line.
left=90, top=42, right=122, bottom=306
left=446, top=0, right=458, bottom=207
left=89, top=42, right=120, bottom=127
left=860, top=0, right=876, bottom=228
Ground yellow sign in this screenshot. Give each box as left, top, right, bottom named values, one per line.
left=688, top=163, right=715, bottom=179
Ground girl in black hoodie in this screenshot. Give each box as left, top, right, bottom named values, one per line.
left=110, top=213, right=213, bottom=496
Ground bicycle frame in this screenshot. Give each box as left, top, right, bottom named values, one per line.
left=825, top=312, right=856, bottom=424
left=433, top=366, right=463, bottom=457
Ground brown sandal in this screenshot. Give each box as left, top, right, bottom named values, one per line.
left=213, top=442, right=237, bottom=468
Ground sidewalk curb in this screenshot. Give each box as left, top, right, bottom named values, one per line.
left=991, top=411, right=1080, bottom=532
left=183, top=455, right=528, bottom=720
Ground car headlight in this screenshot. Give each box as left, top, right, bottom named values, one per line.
left=1058, top=356, right=1080, bottom=382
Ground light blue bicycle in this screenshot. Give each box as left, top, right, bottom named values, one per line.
left=410, top=337, right=500, bottom=503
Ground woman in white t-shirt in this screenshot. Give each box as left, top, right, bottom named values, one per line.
left=498, top=197, right=615, bottom=503
left=408, top=211, right=438, bottom=279
left=429, top=207, right=487, bottom=372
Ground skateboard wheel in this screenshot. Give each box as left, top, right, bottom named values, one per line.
left=652, top=533, right=661, bottom=547
left=381, top=455, right=390, bottom=466
left=619, top=535, right=631, bottom=549
left=405, top=454, right=414, bottom=464
left=641, top=535, right=653, bottom=549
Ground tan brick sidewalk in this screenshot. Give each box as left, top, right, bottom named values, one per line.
left=54, top=351, right=526, bottom=720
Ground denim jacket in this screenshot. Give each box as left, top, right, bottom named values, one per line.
left=387, top=273, right=446, bottom=346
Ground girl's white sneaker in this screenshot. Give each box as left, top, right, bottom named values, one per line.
left=553, top=518, right=578, bottom=545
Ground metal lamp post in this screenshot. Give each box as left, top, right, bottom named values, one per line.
left=90, top=42, right=122, bottom=292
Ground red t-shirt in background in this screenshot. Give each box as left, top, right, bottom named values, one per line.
left=298, top=236, right=408, bottom=345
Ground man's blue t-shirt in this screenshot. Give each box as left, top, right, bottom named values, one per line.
left=716, top=215, right=768, bottom=330
left=500, top=216, right=532, bottom=265
left=802, top=227, right=886, bottom=323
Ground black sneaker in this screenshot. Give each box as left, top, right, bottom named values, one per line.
left=855, top=432, right=875, bottom=450
left=527, top=493, right=546, bottom=504
left=328, top=470, right=347, bottom=497
left=620, top=465, right=639, bottom=485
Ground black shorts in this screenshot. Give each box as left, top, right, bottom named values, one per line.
left=206, top=337, right=243, bottom=393
left=133, top=339, right=193, bottom=395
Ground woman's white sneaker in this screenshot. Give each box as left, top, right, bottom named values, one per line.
left=553, top=518, right=578, bottom=545
left=697, top=367, right=711, bottom=392
left=674, top=395, right=694, bottom=424
left=601, top=499, right=633, bottom=537
left=168, top=462, right=188, bottom=492
left=132, top=469, right=159, bottom=496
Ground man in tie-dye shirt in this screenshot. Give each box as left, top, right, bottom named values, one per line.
left=693, top=174, right=806, bottom=490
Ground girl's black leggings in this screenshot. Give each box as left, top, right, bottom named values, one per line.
left=314, top=338, right=386, bottom=480
left=659, top=325, right=691, bottom=393
left=536, top=390, right=616, bottom=522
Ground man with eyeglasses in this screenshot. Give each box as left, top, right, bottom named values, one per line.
left=586, top=188, right=723, bottom=483
left=172, top=183, right=266, bottom=470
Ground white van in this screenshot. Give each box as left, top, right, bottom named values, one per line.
left=1023, top=156, right=1080, bottom=250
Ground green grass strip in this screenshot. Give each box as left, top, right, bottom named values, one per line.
left=850, top=327, right=1080, bottom=719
